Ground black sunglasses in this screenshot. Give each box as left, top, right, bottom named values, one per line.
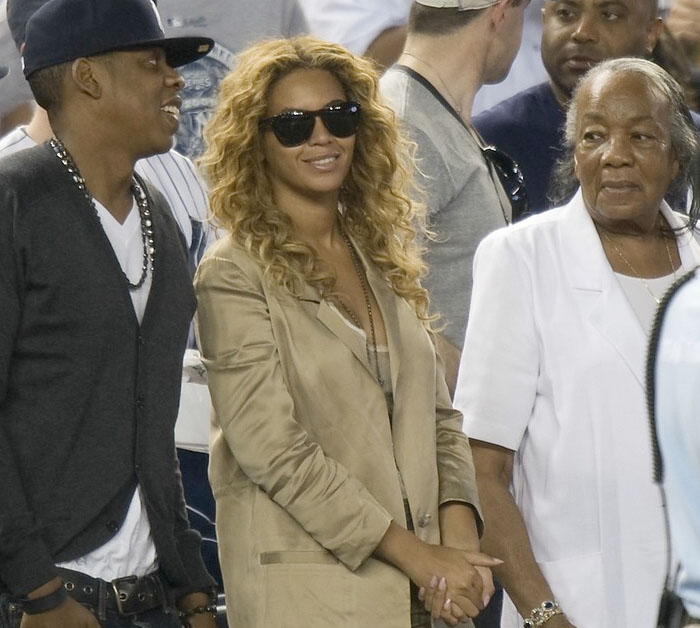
left=482, top=146, right=530, bottom=222
left=260, top=101, right=361, bottom=147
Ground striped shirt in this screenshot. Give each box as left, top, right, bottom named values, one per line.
left=0, top=127, right=210, bottom=260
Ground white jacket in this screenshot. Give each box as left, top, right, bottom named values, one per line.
left=455, top=189, right=700, bottom=628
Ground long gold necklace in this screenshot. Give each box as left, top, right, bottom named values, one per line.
left=600, top=229, right=678, bottom=305
left=337, top=233, right=384, bottom=387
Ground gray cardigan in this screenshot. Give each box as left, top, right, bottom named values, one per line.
left=0, top=144, right=213, bottom=596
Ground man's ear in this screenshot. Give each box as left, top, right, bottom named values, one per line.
left=489, top=0, right=509, bottom=29
left=646, top=17, right=664, bottom=55
left=70, top=57, right=102, bottom=99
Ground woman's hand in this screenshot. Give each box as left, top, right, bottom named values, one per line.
left=20, top=597, right=101, bottom=628
left=474, top=564, right=496, bottom=608
left=413, top=546, right=500, bottom=625
left=419, top=560, right=497, bottom=626
left=374, top=523, right=502, bottom=625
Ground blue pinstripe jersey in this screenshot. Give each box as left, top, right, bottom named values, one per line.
left=0, top=127, right=210, bottom=263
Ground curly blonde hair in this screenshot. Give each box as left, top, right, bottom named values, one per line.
left=200, top=35, right=432, bottom=323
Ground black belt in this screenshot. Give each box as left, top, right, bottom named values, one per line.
left=57, top=568, right=171, bottom=616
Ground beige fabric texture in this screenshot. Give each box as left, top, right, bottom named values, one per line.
left=195, top=236, right=482, bottom=628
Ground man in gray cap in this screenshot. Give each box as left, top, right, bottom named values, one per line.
left=380, top=0, right=530, bottom=396
left=0, top=0, right=218, bottom=627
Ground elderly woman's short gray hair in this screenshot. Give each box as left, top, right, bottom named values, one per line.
left=549, top=57, right=700, bottom=230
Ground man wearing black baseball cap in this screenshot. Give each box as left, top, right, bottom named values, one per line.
left=0, top=1, right=217, bottom=627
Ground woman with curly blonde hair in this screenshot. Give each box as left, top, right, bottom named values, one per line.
left=194, top=35, right=498, bottom=628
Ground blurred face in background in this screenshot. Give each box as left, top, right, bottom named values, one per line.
left=541, top=0, right=662, bottom=103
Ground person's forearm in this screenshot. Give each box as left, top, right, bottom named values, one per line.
left=365, top=25, right=407, bottom=70
left=667, top=0, right=700, bottom=59
left=477, top=477, right=575, bottom=627
left=374, top=521, right=424, bottom=577
left=439, top=501, right=480, bottom=552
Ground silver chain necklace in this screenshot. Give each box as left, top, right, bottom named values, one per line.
left=49, top=137, right=155, bottom=290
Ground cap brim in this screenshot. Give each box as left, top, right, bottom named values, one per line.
left=134, top=36, right=215, bottom=68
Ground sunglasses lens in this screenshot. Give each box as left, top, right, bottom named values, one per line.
left=271, top=114, right=315, bottom=147
left=263, top=102, right=361, bottom=146
left=483, top=146, right=530, bottom=220
left=321, top=103, right=361, bottom=138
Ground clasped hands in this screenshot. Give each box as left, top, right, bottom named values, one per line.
left=414, top=546, right=501, bottom=626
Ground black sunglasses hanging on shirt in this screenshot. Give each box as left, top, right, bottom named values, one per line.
left=481, top=145, right=530, bottom=222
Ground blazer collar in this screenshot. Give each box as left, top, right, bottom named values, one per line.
left=559, top=189, right=700, bottom=388
left=561, top=188, right=700, bottom=289
left=310, top=236, right=402, bottom=392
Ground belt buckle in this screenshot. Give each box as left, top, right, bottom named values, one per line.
left=111, top=575, right=138, bottom=616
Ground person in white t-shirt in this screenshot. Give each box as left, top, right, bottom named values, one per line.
left=0, top=1, right=218, bottom=627
left=298, top=0, right=412, bottom=67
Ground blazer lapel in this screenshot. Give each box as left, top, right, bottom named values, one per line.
left=663, top=201, right=700, bottom=268
left=310, top=237, right=403, bottom=389
left=316, top=299, right=373, bottom=373
left=561, top=190, right=646, bottom=388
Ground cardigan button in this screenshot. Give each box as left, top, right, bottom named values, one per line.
left=418, top=513, right=432, bottom=527
left=106, top=520, right=119, bottom=533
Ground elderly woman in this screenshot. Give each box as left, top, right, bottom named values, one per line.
left=452, top=58, right=700, bottom=628
left=194, top=36, right=499, bottom=628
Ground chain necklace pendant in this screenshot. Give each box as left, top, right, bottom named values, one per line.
left=49, top=137, right=155, bottom=290
left=600, top=228, right=678, bottom=305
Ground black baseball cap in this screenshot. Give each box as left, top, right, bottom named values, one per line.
left=6, top=0, right=48, bottom=50
left=22, top=0, right=214, bottom=78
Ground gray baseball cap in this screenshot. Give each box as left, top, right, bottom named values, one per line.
left=415, top=0, right=500, bottom=8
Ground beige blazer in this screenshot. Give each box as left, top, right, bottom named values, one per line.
left=194, top=235, right=482, bottom=628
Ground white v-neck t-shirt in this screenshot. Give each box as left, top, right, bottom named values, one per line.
left=57, top=197, right=158, bottom=579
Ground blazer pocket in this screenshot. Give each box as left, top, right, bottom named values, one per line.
left=259, top=550, right=338, bottom=565
left=261, top=561, right=355, bottom=627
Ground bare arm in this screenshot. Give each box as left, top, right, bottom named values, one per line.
left=0, top=102, right=34, bottom=137
left=20, top=578, right=100, bottom=628
left=471, top=440, right=577, bottom=628
left=666, top=0, right=700, bottom=60
left=365, top=25, right=407, bottom=71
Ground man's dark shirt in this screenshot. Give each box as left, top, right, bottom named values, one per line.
left=474, top=80, right=700, bottom=218
left=474, top=81, right=564, bottom=216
